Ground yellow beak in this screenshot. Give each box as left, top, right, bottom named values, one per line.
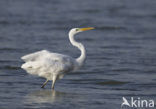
left=79, top=27, right=94, bottom=31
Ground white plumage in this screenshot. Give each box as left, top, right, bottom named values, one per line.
left=21, top=27, right=94, bottom=89
left=21, top=50, right=77, bottom=80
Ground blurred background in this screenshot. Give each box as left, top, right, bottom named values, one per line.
left=0, top=0, right=156, bottom=108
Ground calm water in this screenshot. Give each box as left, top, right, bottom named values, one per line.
left=0, top=0, right=156, bottom=109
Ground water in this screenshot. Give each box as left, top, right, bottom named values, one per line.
left=0, top=0, right=156, bottom=108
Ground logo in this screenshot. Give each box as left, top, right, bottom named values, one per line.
left=121, top=97, right=155, bottom=108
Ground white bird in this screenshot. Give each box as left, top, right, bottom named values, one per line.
left=21, top=27, right=94, bottom=90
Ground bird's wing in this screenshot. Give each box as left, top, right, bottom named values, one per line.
left=21, top=49, right=75, bottom=71
left=21, top=50, right=50, bottom=62
left=44, top=53, right=74, bottom=72
left=21, top=52, right=74, bottom=79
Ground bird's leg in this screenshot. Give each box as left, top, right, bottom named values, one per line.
left=52, top=75, right=57, bottom=90
left=41, top=79, right=49, bottom=88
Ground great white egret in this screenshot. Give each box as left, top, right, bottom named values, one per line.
left=21, top=27, right=94, bottom=90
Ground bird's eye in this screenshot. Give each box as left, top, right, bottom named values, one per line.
left=76, top=29, right=79, bottom=31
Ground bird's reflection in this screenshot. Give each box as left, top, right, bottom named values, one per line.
left=25, top=90, right=68, bottom=104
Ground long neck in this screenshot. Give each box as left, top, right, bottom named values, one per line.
left=69, top=32, right=86, bottom=67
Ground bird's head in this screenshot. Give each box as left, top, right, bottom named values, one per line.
left=69, top=27, right=94, bottom=35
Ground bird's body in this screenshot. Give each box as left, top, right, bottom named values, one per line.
left=21, top=50, right=78, bottom=80
left=21, top=27, right=94, bottom=89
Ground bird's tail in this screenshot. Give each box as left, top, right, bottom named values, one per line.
left=21, top=61, right=41, bottom=75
